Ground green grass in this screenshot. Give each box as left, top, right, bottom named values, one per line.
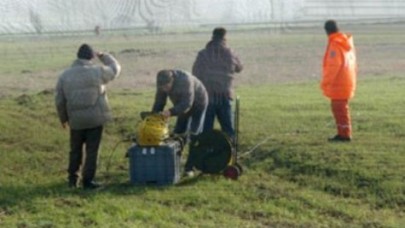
left=1, top=77, right=404, bottom=227
left=0, top=33, right=209, bottom=75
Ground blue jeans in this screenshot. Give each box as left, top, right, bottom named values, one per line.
left=173, top=107, right=207, bottom=136
left=203, top=96, right=235, bottom=139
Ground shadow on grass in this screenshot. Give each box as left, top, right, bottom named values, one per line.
left=0, top=169, right=211, bottom=209
left=175, top=173, right=207, bottom=186
left=0, top=175, right=198, bottom=209
left=241, top=146, right=405, bottom=209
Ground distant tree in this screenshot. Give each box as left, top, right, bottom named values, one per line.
left=29, top=8, right=43, bottom=34
left=94, top=25, right=101, bottom=35
left=269, top=0, right=275, bottom=20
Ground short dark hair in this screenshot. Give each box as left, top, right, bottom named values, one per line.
left=77, top=43, right=95, bottom=60
left=324, top=20, right=339, bottom=35
left=212, top=27, right=226, bottom=40
left=157, top=70, right=173, bottom=87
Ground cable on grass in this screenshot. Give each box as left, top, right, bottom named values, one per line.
left=100, top=135, right=136, bottom=185
left=238, top=136, right=273, bottom=160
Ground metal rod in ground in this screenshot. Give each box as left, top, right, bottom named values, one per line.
left=234, top=96, right=240, bottom=161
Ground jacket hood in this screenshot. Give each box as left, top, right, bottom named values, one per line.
left=329, top=32, right=354, bottom=51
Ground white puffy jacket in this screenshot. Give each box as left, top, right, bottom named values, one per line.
left=55, top=53, right=121, bottom=130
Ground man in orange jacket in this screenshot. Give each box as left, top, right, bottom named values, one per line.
left=321, top=20, right=357, bottom=142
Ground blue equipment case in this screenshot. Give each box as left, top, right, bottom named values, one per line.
left=128, top=139, right=182, bottom=185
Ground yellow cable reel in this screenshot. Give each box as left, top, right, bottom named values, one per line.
left=136, top=114, right=169, bottom=146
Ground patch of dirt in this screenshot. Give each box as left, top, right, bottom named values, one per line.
left=119, top=48, right=161, bottom=57
left=1, top=24, right=405, bottom=97
left=15, top=94, right=33, bottom=105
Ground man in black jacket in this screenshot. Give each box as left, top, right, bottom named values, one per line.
left=192, top=27, right=243, bottom=142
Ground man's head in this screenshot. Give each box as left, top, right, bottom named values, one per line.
left=77, top=43, right=95, bottom=60
left=324, top=20, right=339, bottom=35
left=212, top=27, right=227, bottom=40
left=157, top=70, right=174, bottom=92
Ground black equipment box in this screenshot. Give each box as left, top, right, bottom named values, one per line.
left=128, top=139, right=182, bottom=185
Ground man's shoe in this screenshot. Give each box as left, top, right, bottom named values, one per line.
left=83, top=181, right=101, bottom=190
left=68, top=181, right=78, bottom=188
left=182, top=167, right=195, bottom=178
left=328, top=135, right=351, bottom=142
left=183, top=170, right=195, bottom=178
left=68, top=177, right=78, bottom=188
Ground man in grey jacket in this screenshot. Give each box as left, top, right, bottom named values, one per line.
left=152, top=69, right=208, bottom=176
left=55, top=44, right=121, bottom=189
left=192, top=27, right=243, bottom=142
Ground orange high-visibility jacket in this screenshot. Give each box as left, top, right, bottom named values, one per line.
left=321, top=32, right=357, bottom=100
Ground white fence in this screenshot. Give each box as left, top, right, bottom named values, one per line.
left=1, top=0, right=405, bottom=35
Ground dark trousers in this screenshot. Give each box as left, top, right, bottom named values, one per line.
left=68, top=126, right=103, bottom=183
left=173, top=107, right=207, bottom=136
left=173, top=107, right=207, bottom=172
left=203, top=96, right=235, bottom=139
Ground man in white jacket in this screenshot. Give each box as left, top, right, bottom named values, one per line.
left=55, top=44, right=121, bottom=189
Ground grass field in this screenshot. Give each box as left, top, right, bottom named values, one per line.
left=0, top=24, right=404, bottom=227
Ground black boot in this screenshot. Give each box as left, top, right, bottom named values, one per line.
left=68, top=176, right=78, bottom=188
left=328, top=135, right=351, bottom=142
left=83, top=180, right=101, bottom=190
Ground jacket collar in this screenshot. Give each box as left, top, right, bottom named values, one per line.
left=72, top=58, right=93, bottom=67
